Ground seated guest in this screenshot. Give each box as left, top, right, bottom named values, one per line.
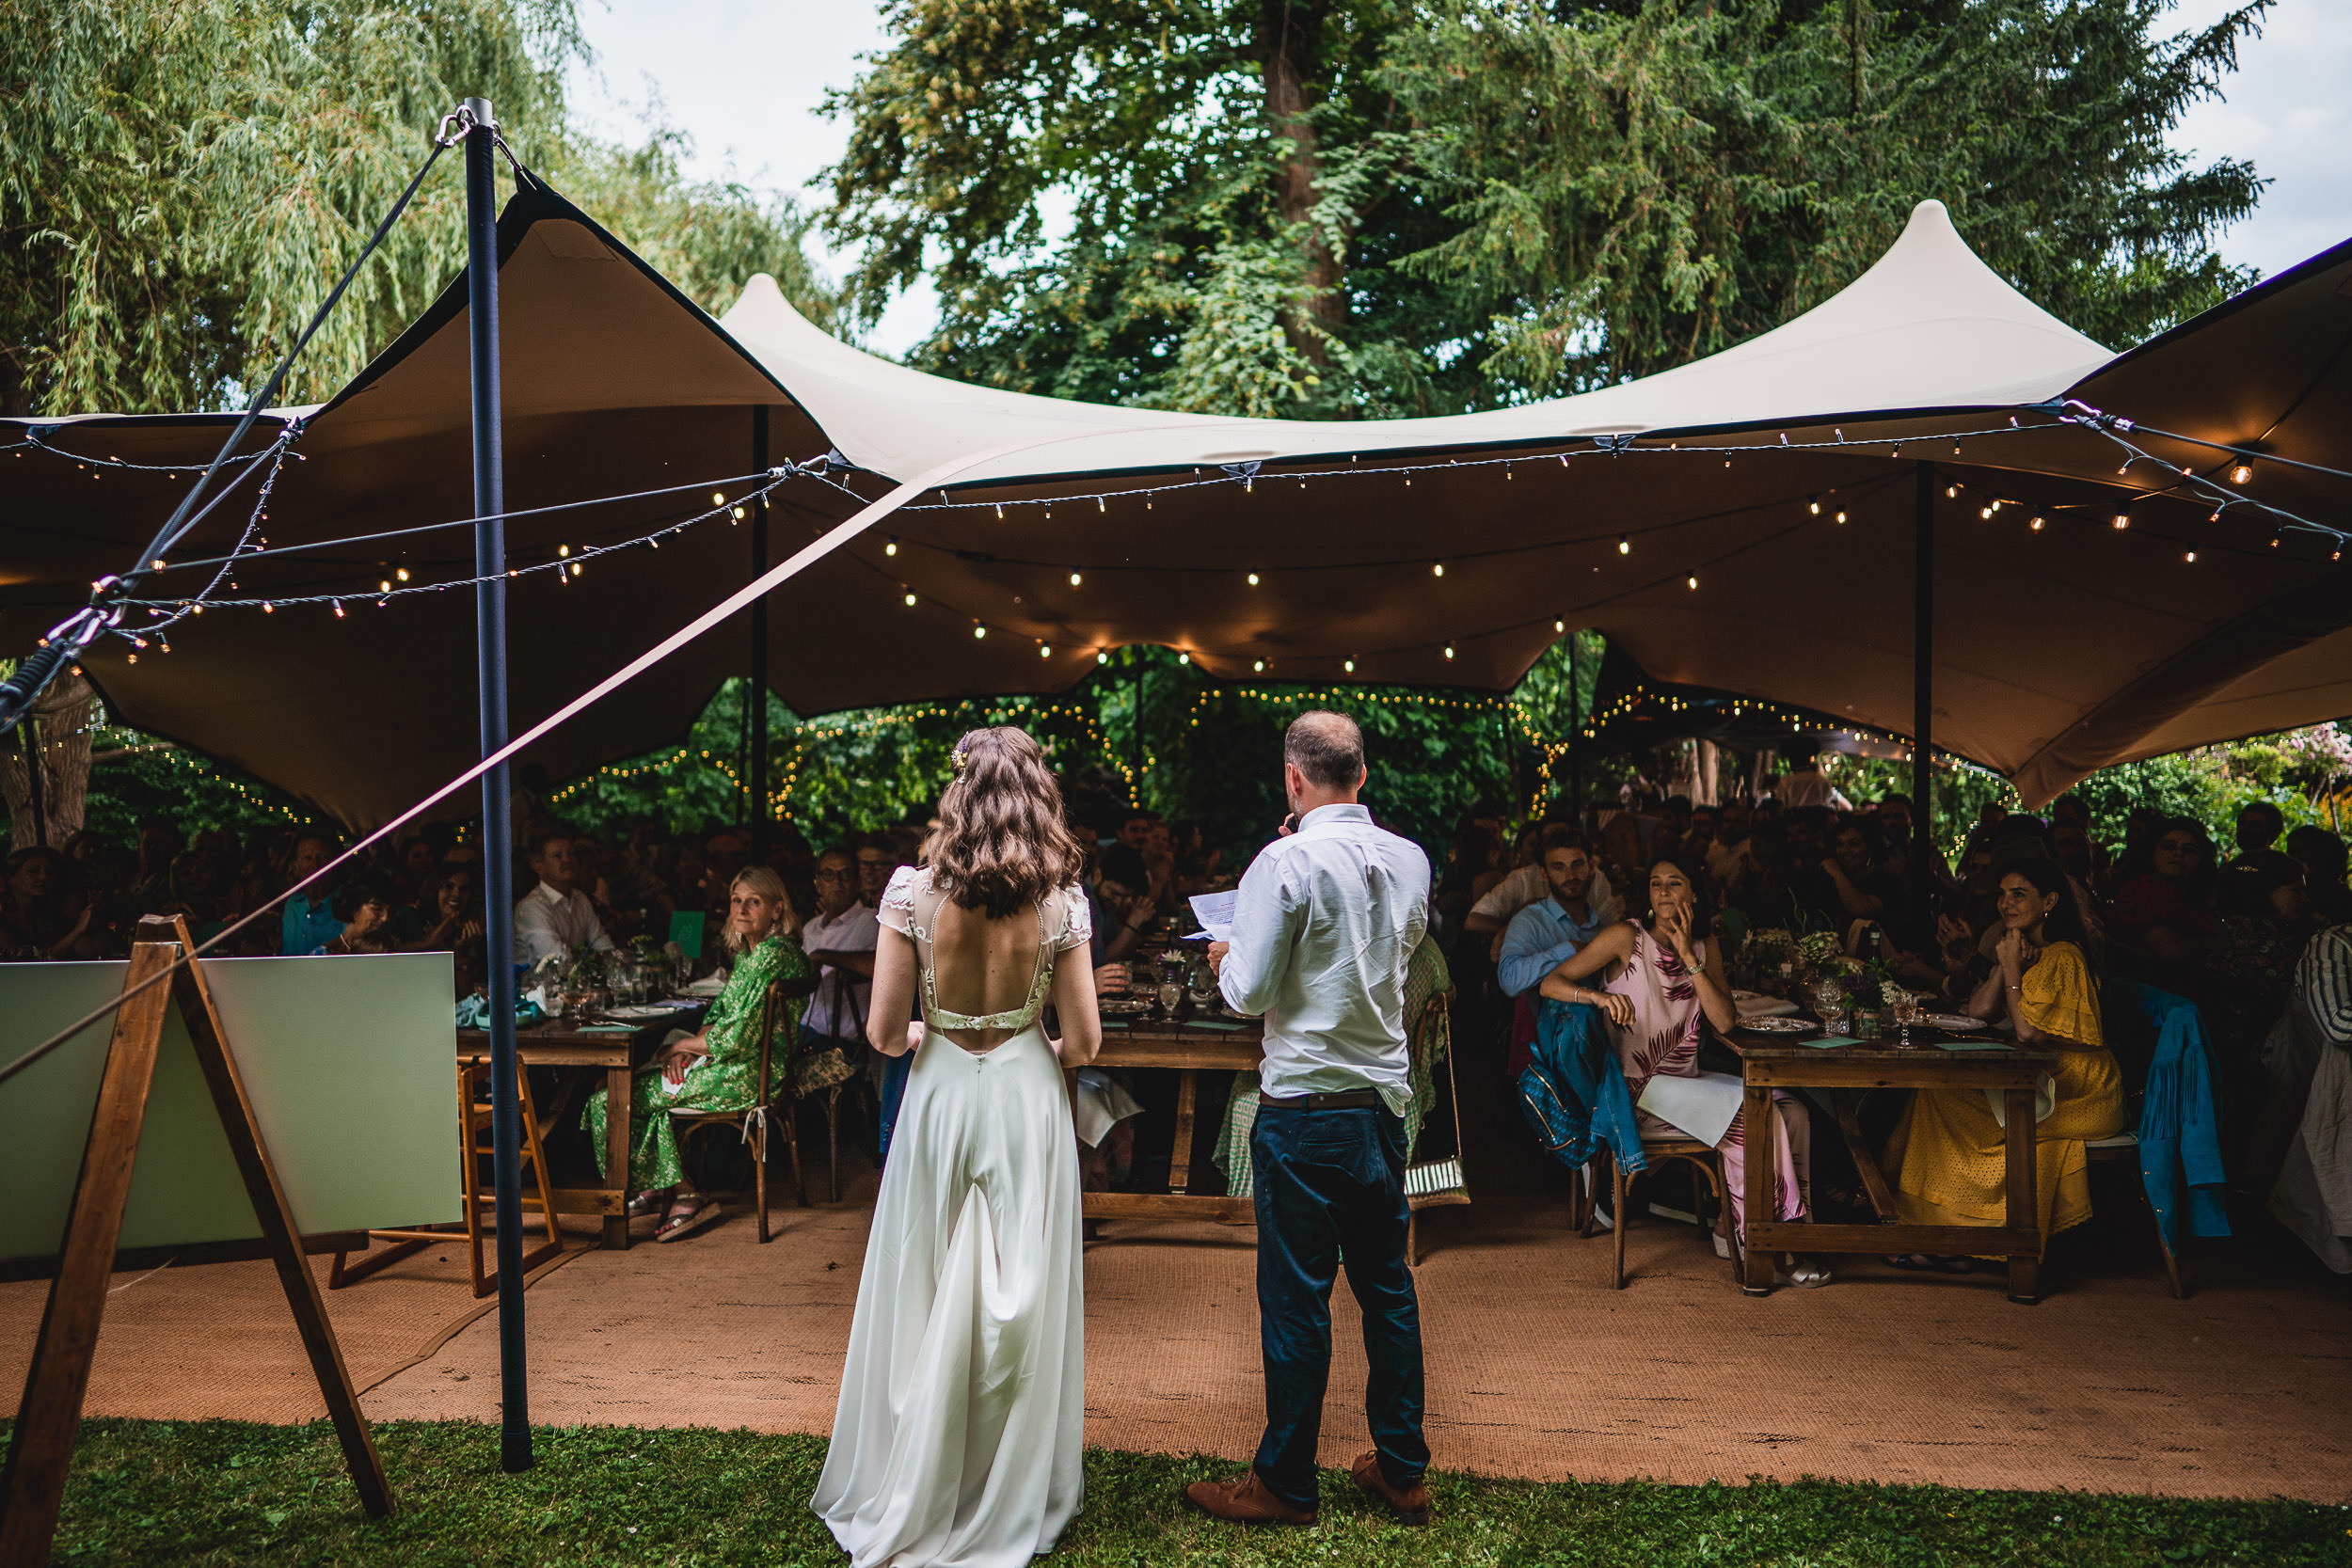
left=2223, top=801, right=2298, bottom=881
left=2286, top=825, right=2352, bottom=925
left=279, top=830, right=345, bottom=957
left=127, top=816, right=182, bottom=909
left=582, top=867, right=818, bottom=1242
left=2110, top=816, right=2222, bottom=977
left=1497, top=828, right=1609, bottom=998
left=314, top=872, right=399, bottom=955
left=1810, top=817, right=1898, bottom=932
left=2264, top=923, right=2352, bottom=1271
left=164, top=849, right=236, bottom=942
left=1465, top=819, right=1617, bottom=959
left=513, top=829, right=612, bottom=965
left=403, top=861, right=485, bottom=958
left=1884, top=858, right=2124, bottom=1268
left=1538, top=855, right=1823, bottom=1284
left=1, top=846, right=90, bottom=959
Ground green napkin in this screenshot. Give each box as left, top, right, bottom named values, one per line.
left=1183, top=1018, right=1248, bottom=1032
left=1937, top=1038, right=2013, bottom=1051
left=1805, top=1035, right=1864, bottom=1049
left=576, top=1022, right=638, bottom=1033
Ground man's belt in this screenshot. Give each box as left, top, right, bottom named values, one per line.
left=1258, top=1088, right=1380, bottom=1111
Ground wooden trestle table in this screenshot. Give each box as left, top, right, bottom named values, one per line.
left=1725, top=1025, right=2058, bottom=1302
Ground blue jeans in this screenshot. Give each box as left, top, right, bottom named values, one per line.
left=1248, top=1101, right=1427, bottom=1510
left=877, top=1049, right=912, bottom=1164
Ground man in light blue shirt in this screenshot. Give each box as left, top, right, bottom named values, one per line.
left=1497, top=826, right=1612, bottom=998
left=1192, top=710, right=1433, bottom=1531
left=279, top=830, right=344, bottom=957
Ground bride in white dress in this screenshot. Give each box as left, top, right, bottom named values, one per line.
left=814, top=726, right=1102, bottom=1567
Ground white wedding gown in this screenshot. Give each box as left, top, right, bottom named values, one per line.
left=814, top=868, right=1089, bottom=1567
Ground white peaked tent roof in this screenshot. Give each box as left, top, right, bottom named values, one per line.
left=719, top=200, right=2115, bottom=487
left=5, top=185, right=2346, bottom=824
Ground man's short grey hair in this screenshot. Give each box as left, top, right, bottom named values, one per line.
left=1285, top=710, right=1365, bottom=791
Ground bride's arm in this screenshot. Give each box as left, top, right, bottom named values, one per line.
left=1048, top=947, right=1103, bottom=1068
left=867, top=927, right=921, bottom=1057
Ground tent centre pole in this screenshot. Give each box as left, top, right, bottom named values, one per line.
left=1913, top=464, right=1935, bottom=848
left=463, top=95, right=532, bottom=1475
left=750, top=406, right=770, bottom=850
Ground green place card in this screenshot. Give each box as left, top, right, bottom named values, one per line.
left=1937, top=1038, right=2013, bottom=1051
left=669, top=910, right=706, bottom=958
left=577, top=1022, right=638, bottom=1033
left=1805, top=1035, right=1864, bottom=1049
left=1184, top=1018, right=1248, bottom=1032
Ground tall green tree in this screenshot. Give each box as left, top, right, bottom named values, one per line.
left=826, top=0, right=2265, bottom=416
left=0, top=0, right=835, bottom=417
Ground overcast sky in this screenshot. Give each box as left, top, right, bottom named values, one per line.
left=565, top=0, right=2350, bottom=359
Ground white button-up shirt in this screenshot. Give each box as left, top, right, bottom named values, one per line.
left=514, top=881, right=612, bottom=966
left=1217, top=802, right=1432, bottom=1114
left=801, top=900, right=879, bottom=1039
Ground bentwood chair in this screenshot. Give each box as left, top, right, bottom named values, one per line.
left=1403, top=989, right=1470, bottom=1266
left=1581, top=1134, right=1742, bottom=1290
left=675, top=976, right=793, bottom=1242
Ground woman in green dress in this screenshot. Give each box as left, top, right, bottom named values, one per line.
left=584, top=865, right=818, bottom=1241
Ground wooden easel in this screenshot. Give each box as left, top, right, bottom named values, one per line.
left=0, top=916, right=392, bottom=1565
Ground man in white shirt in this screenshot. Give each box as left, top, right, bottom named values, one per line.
left=514, top=831, right=612, bottom=966
left=1190, top=711, right=1434, bottom=1530
left=802, top=844, right=886, bottom=1144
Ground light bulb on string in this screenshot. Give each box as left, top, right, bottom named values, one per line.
left=1835, top=510, right=1848, bottom=524
left=1178, top=653, right=1190, bottom=665
left=974, top=625, right=986, bottom=639
left=2029, top=516, right=2044, bottom=531
left=1432, top=562, right=1444, bottom=578
left=1616, top=536, right=1629, bottom=555
left=2185, top=550, right=2197, bottom=562
left=1253, top=659, right=1265, bottom=673
left=1946, top=484, right=1958, bottom=499
left=395, top=567, right=410, bottom=581
left=711, top=492, right=725, bottom=506
left=1039, top=644, right=1052, bottom=658
left=1554, top=619, right=1565, bottom=632
left=2112, top=513, right=2130, bottom=531
left=1808, top=497, right=1820, bottom=515
left=1097, top=651, right=1109, bottom=664
left=1069, top=572, right=1082, bottom=587
left=379, top=578, right=391, bottom=593
left=885, top=537, right=898, bottom=556
left=1687, top=576, right=1699, bottom=591
left=1344, top=658, right=1356, bottom=673
left=1247, top=572, right=1260, bottom=586
left=903, top=592, right=916, bottom=607
left=2230, top=463, right=2251, bottom=484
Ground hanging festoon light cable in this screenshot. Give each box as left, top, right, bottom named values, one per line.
left=0, top=111, right=473, bottom=737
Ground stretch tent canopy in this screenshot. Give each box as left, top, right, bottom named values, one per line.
left=4, top=182, right=2347, bottom=824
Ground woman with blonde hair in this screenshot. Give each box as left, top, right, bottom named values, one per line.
left=816, top=727, right=1103, bottom=1567
left=582, top=864, right=817, bottom=1242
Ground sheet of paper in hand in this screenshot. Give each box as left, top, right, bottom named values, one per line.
left=1184, top=890, right=1238, bottom=942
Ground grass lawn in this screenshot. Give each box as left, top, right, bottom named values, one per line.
left=10, top=1418, right=2347, bottom=1566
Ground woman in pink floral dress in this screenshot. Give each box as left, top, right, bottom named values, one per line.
left=1539, top=856, right=1827, bottom=1286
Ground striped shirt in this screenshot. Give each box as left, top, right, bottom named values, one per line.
left=2295, top=926, right=2352, bottom=1044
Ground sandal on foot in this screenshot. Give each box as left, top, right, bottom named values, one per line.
left=1776, top=1257, right=1834, bottom=1289
left=626, top=1190, right=666, bottom=1218
left=657, top=1196, right=721, bottom=1242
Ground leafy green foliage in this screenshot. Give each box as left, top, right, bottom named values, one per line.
left=24, top=1417, right=2351, bottom=1565
left=0, top=0, right=834, bottom=418
left=825, top=0, right=2266, bottom=417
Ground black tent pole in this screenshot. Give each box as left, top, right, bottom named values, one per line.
left=750, top=407, right=769, bottom=851
left=464, top=96, right=532, bottom=1475
left=1914, top=464, right=1935, bottom=850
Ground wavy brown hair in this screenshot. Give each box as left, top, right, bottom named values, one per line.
left=928, top=727, right=1086, bottom=918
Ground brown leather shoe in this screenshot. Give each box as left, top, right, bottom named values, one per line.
left=1184, top=1469, right=1317, bottom=1527
left=1351, top=1450, right=1432, bottom=1526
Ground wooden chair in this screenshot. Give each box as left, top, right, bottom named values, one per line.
left=675, top=977, right=792, bottom=1242
left=1404, top=990, right=1470, bottom=1266
left=2086, top=1131, right=2187, bottom=1298
left=330, top=1057, right=564, bottom=1296
left=1581, top=1134, right=1742, bottom=1290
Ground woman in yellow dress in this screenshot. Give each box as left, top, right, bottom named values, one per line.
left=1884, top=856, right=2124, bottom=1269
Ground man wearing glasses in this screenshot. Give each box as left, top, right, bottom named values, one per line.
left=803, top=843, right=882, bottom=1142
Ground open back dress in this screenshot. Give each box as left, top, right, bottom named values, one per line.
left=813, top=865, right=1091, bottom=1568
